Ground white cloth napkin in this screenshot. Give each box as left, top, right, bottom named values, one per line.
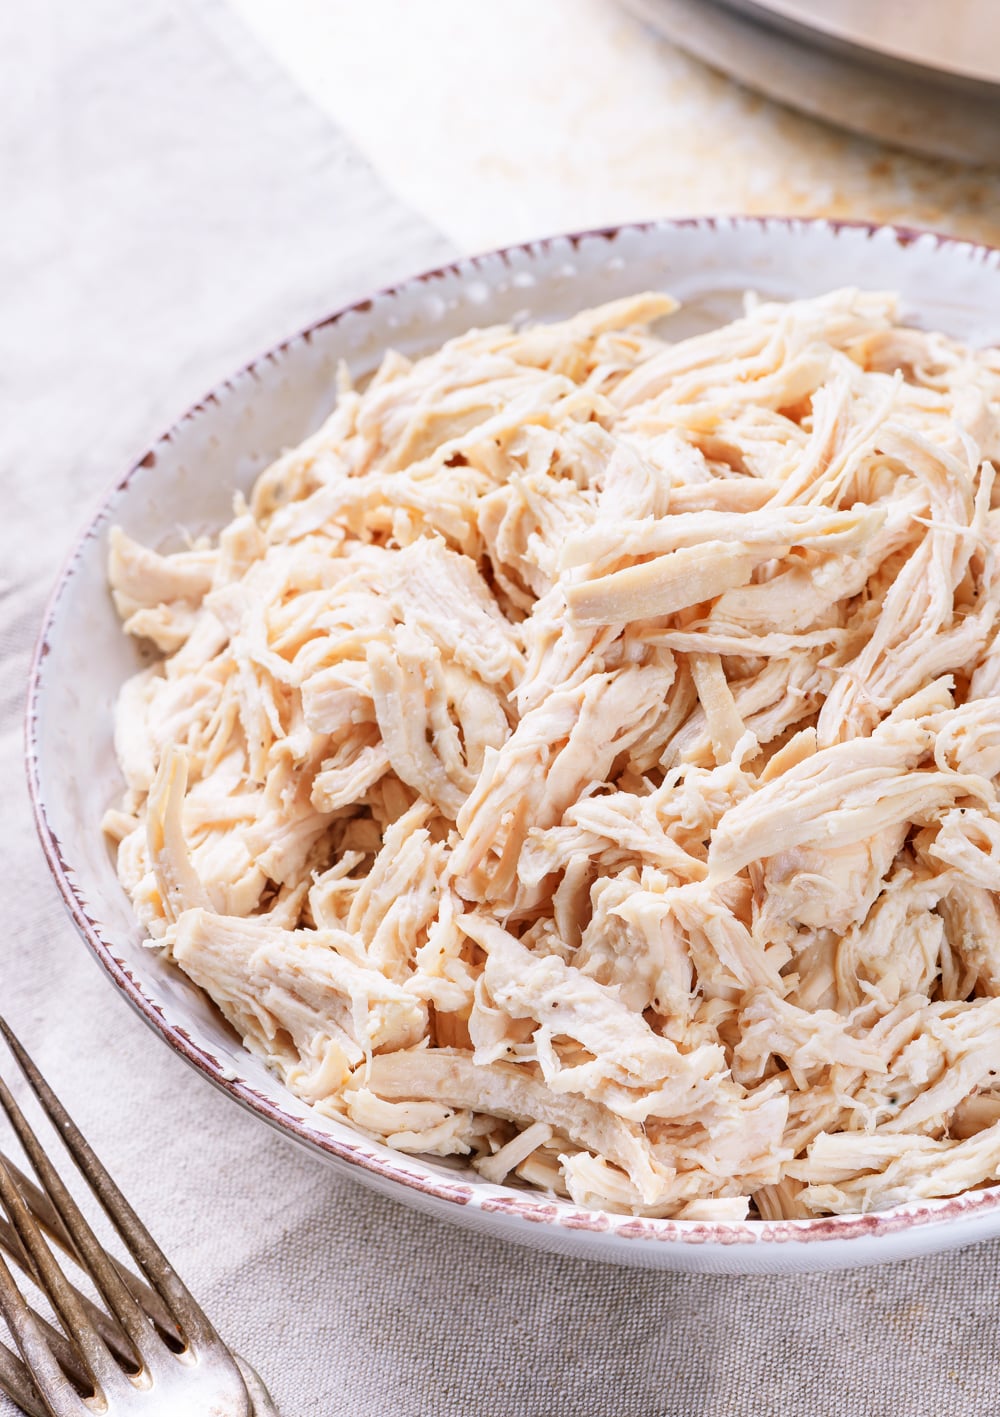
left=3, top=2, right=1000, bottom=1414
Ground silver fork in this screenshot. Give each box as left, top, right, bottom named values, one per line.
left=0, top=1019, right=278, bottom=1416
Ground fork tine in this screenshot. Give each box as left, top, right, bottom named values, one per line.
left=0, top=1245, right=86, bottom=1417
left=0, top=1335, right=50, bottom=1417
left=0, top=1071, right=158, bottom=1367
left=0, top=1173, right=144, bottom=1374
left=0, top=1152, right=125, bottom=1398
left=0, top=1200, right=34, bottom=1280
left=0, top=1019, right=217, bottom=1350
left=0, top=1257, right=96, bottom=1394
left=1, top=1153, right=181, bottom=1344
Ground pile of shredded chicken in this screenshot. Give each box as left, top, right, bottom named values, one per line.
left=104, top=288, right=1000, bottom=1220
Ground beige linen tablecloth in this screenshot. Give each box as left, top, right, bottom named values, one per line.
left=3, top=3, right=1000, bottom=1414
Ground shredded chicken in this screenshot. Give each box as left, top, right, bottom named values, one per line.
left=105, top=289, right=1000, bottom=1219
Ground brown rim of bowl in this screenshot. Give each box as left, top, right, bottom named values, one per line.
left=25, top=213, right=1000, bottom=1250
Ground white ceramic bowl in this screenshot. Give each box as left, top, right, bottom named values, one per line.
left=28, top=216, right=1000, bottom=1273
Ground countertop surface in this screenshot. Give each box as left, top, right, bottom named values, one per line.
left=227, top=0, right=1000, bottom=253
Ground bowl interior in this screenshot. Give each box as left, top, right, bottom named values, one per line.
left=28, top=218, right=1000, bottom=1270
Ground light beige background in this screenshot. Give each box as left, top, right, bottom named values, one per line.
left=228, top=0, right=1000, bottom=252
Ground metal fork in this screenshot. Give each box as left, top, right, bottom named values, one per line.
left=0, top=1019, right=278, bottom=1416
